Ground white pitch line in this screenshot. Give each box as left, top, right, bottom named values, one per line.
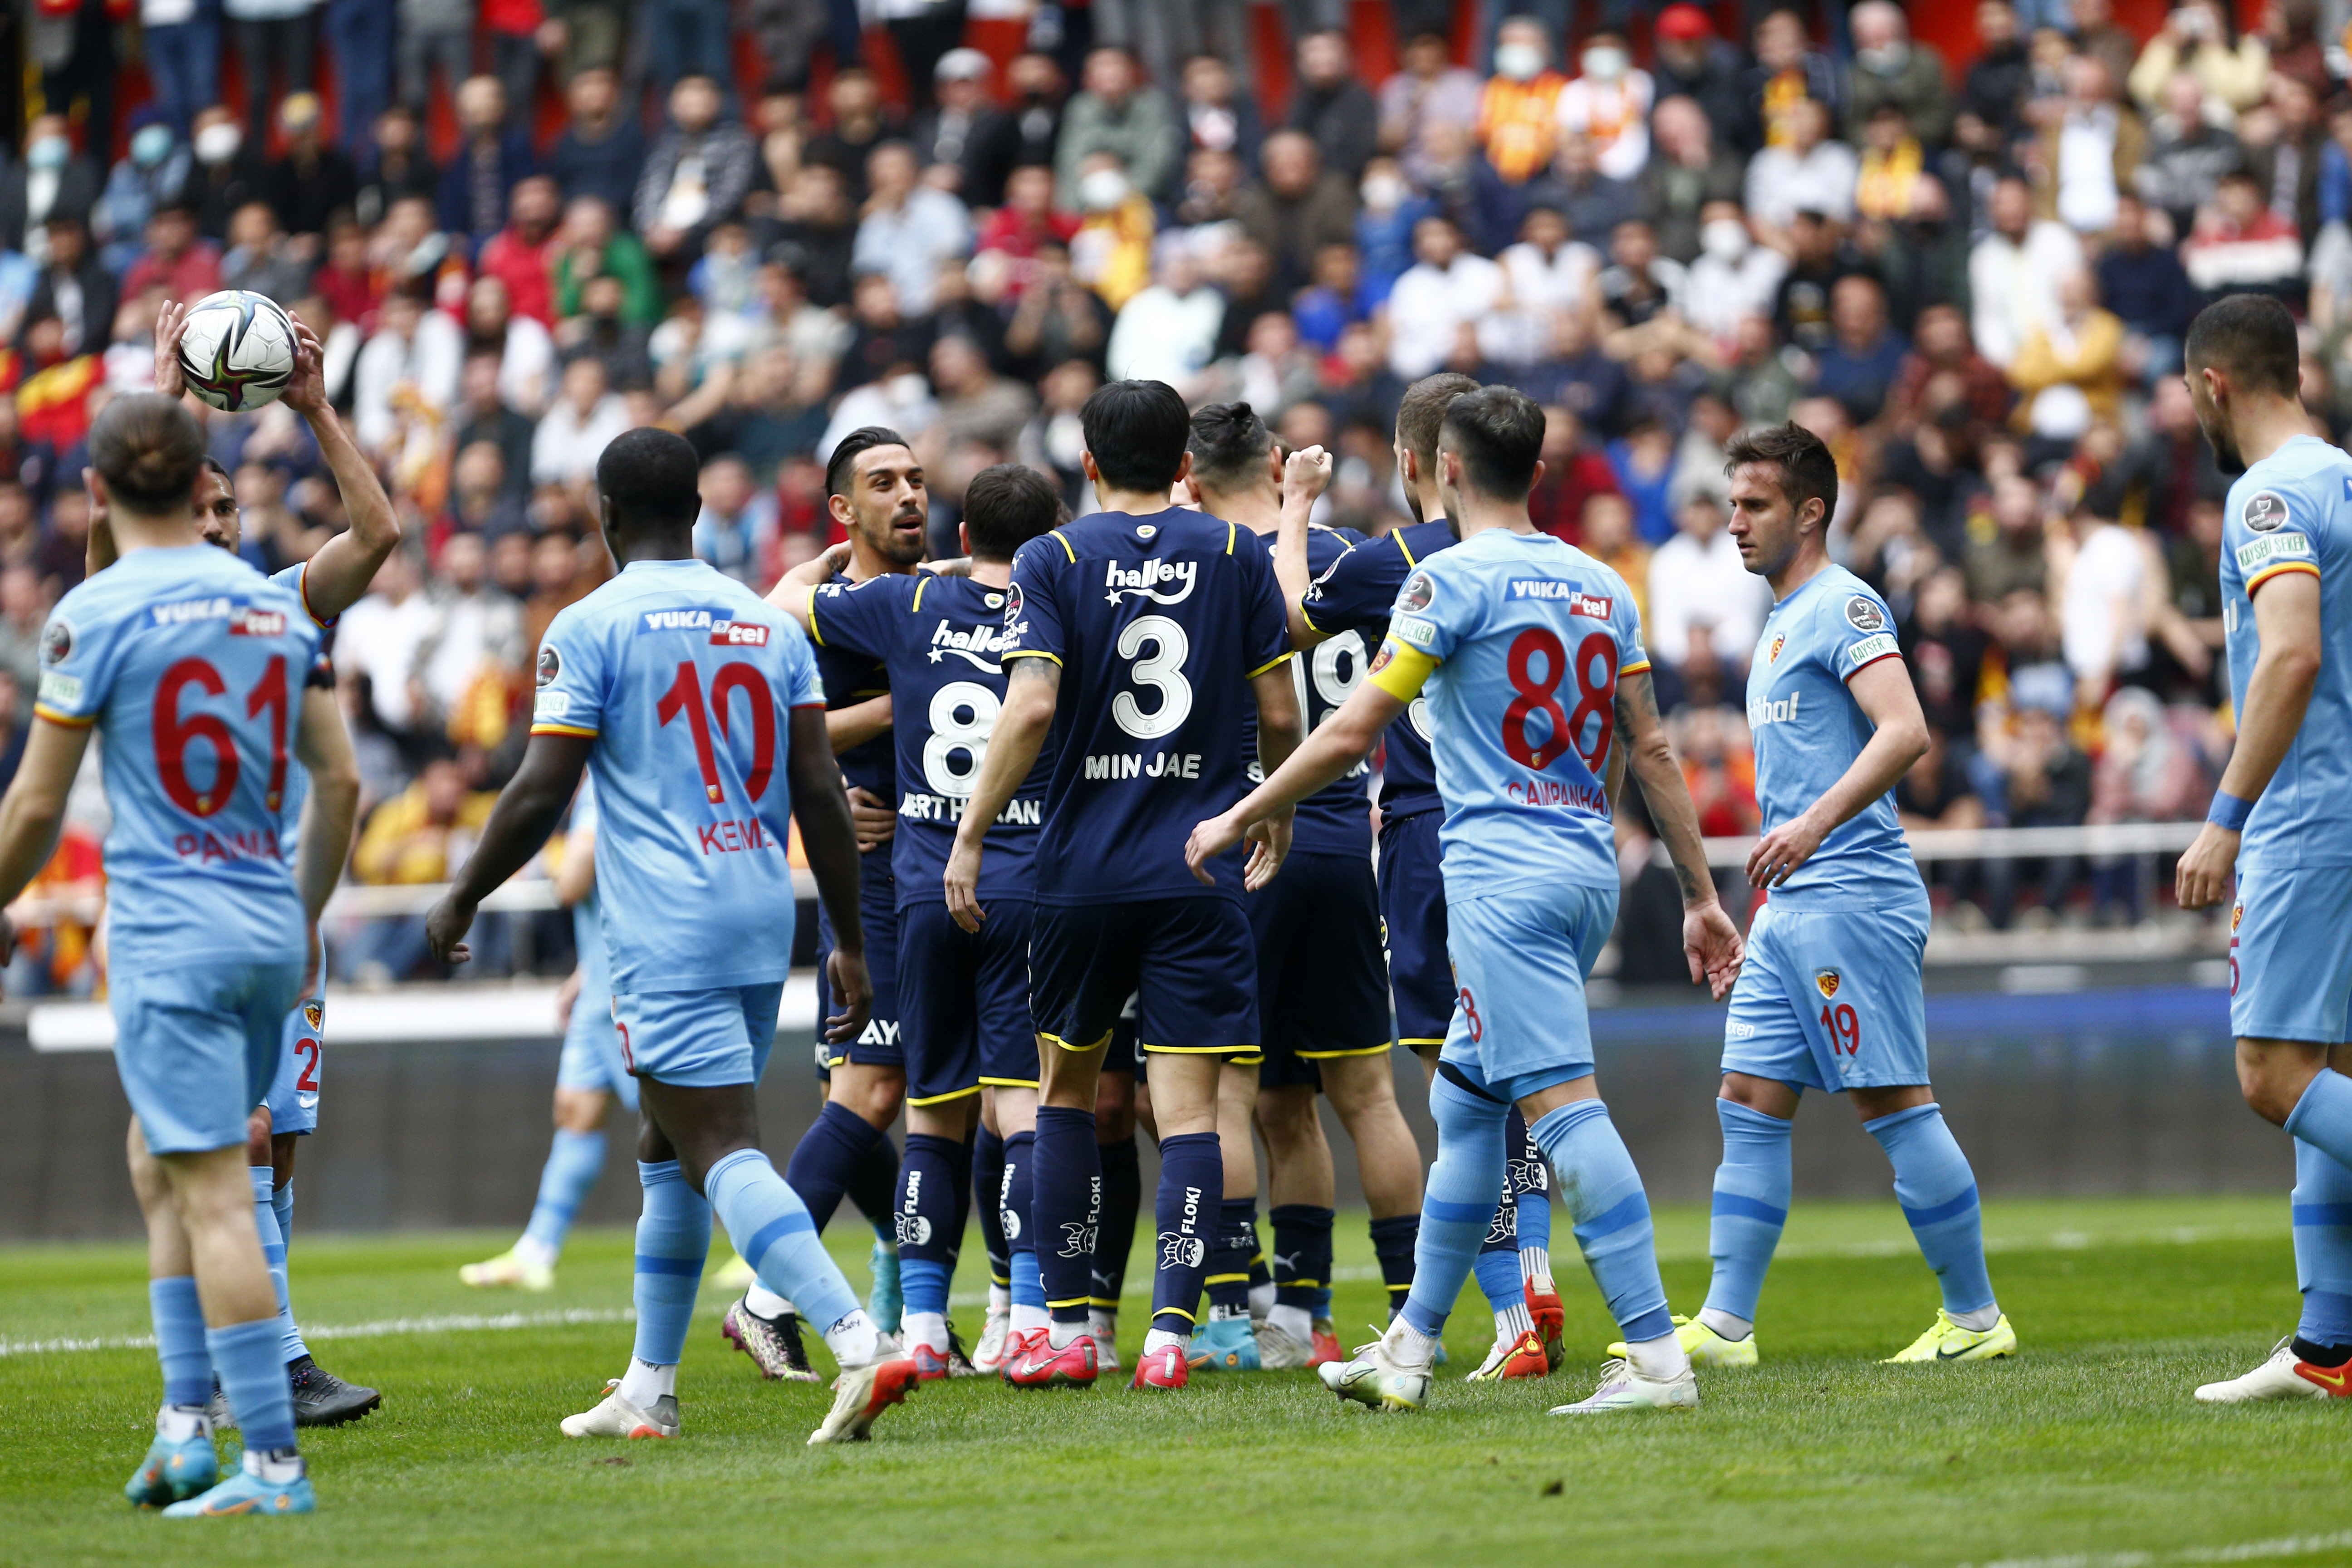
left=1959, top=1528, right=2352, bottom=1568
left=0, top=1307, right=637, bottom=1358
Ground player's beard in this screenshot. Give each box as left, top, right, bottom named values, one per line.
left=2195, top=404, right=2245, bottom=475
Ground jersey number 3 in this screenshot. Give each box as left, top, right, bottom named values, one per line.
left=659, top=661, right=775, bottom=803
left=1503, top=629, right=1616, bottom=771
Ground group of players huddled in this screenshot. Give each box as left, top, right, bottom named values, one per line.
left=37, top=289, right=2352, bottom=1518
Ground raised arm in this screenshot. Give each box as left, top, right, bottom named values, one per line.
left=764, top=539, right=854, bottom=629
left=787, top=702, right=872, bottom=1042
left=291, top=682, right=362, bottom=925
left=281, top=318, right=404, bottom=621
left=1273, top=446, right=1334, bottom=650
left=944, top=656, right=1058, bottom=931
left=1744, top=656, right=1930, bottom=888
left=1613, top=667, right=1743, bottom=998
left=425, top=731, right=594, bottom=962
left=2179, top=569, right=2321, bottom=908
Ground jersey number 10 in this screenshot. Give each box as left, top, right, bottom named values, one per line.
left=658, top=660, right=775, bottom=804
left=154, top=655, right=289, bottom=816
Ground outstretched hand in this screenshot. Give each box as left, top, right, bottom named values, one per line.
left=152, top=300, right=190, bottom=401
left=281, top=316, right=329, bottom=416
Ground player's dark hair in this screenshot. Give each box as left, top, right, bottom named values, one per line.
left=201, top=456, right=230, bottom=482
left=2185, top=293, right=2302, bottom=399
left=1079, top=378, right=1191, bottom=495
left=594, top=426, right=702, bottom=532
left=963, top=462, right=1062, bottom=563
left=1723, top=421, right=1840, bottom=522
left=825, top=426, right=911, bottom=501
left=90, top=392, right=206, bottom=514
left=1186, top=401, right=1274, bottom=493
left=1438, top=385, right=1546, bottom=501
left=1396, top=371, right=1480, bottom=474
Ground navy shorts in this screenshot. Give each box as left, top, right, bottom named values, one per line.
left=1378, top=809, right=1452, bottom=1053
left=1030, top=897, right=1259, bottom=1059
left=815, top=847, right=901, bottom=1074
left=897, top=897, right=1038, bottom=1105
left=1251, top=850, right=1394, bottom=1091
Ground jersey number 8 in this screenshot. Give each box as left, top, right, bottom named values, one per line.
left=924, top=680, right=1000, bottom=797
left=1112, top=613, right=1192, bottom=740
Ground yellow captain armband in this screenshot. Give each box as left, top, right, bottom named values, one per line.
left=1367, top=637, right=1439, bottom=701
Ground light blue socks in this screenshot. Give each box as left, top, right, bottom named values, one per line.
left=523, top=1128, right=608, bottom=1260
left=1703, top=1099, right=1793, bottom=1327
left=1530, top=1099, right=1674, bottom=1345
left=631, top=1160, right=710, bottom=1367
left=1864, top=1103, right=1995, bottom=1318
left=706, top=1147, right=860, bottom=1333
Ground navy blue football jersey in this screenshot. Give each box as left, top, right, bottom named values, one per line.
left=810, top=568, right=897, bottom=800
left=1296, top=518, right=1456, bottom=820
left=810, top=570, right=1050, bottom=908
left=1241, top=524, right=1375, bottom=857
left=1002, top=507, right=1292, bottom=903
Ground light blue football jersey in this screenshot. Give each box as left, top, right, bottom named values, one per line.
left=1744, top=564, right=1921, bottom=909
left=36, top=544, right=320, bottom=970
left=263, top=559, right=334, bottom=848
left=569, top=771, right=607, bottom=1004
left=1385, top=527, right=1647, bottom=897
left=530, top=557, right=824, bottom=991
left=2220, top=432, right=2352, bottom=869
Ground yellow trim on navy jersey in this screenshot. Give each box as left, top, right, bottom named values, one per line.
left=1002, top=648, right=1062, bottom=665
left=979, top=1074, right=1041, bottom=1089
left=1620, top=658, right=1652, bottom=678
left=1039, top=1027, right=1113, bottom=1052
left=911, top=575, right=930, bottom=613
left=1225, top=519, right=1238, bottom=554
left=1298, top=599, right=1328, bottom=636
left=1397, top=1036, right=1446, bottom=1047
left=530, top=722, right=599, bottom=738
left=2249, top=560, right=2323, bottom=594
left=1139, top=1042, right=1258, bottom=1055
left=34, top=705, right=93, bottom=727
left=1245, top=650, right=1296, bottom=679
left=1368, top=639, right=1439, bottom=701
left=1297, top=1041, right=1401, bottom=1059
left=906, top=1083, right=981, bottom=1107
left=1393, top=531, right=1420, bottom=568
left=1049, top=529, right=1076, bottom=563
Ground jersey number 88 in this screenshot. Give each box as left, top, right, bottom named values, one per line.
left=1503, top=628, right=1616, bottom=772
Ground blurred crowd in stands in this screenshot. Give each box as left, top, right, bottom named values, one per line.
left=0, top=0, right=2315, bottom=989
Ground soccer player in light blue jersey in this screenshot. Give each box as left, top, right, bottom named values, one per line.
left=1191, top=385, right=1744, bottom=1416
left=2169, top=295, right=2352, bottom=1403
left=90, top=302, right=401, bottom=1428
left=426, top=428, right=918, bottom=1445
left=0, top=394, right=352, bottom=1515
left=460, top=774, right=636, bottom=1293
left=1633, top=422, right=2013, bottom=1371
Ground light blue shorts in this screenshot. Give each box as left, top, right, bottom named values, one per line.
left=260, top=928, right=331, bottom=1135
left=1439, top=880, right=1616, bottom=1105
left=611, top=983, right=787, bottom=1089
left=1722, top=895, right=1931, bottom=1093
left=558, top=985, right=640, bottom=1111
left=115, top=960, right=304, bottom=1155
left=2230, top=864, right=2352, bottom=1044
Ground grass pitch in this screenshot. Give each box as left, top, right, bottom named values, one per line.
left=5, top=1195, right=2350, bottom=1568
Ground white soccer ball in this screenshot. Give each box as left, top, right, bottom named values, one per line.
left=176, top=290, right=297, bottom=413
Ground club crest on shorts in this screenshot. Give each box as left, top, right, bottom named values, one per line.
left=2232, top=902, right=2244, bottom=933
left=2244, top=490, right=2290, bottom=532
left=1844, top=597, right=1886, bottom=633
left=536, top=643, right=561, bottom=687
left=1768, top=633, right=1785, bottom=663
left=1814, top=969, right=1841, bottom=1000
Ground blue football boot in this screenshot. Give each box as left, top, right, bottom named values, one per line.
left=161, top=1461, right=316, bottom=1518
left=125, top=1427, right=218, bottom=1509
left=1186, top=1315, right=1262, bottom=1372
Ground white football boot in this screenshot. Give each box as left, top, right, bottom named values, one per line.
left=2196, top=1337, right=2352, bottom=1403
left=559, top=1379, right=678, bottom=1439
left=1547, top=1357, right=1700, bottom=1415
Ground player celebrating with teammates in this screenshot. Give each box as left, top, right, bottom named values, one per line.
left=1280, top=373, right=1563, bottom=1377
left=1183, top=403, right=1422, bottom=1372
left=765, top=462, right=1064, bottom=1378
left=2171, top=296, right=2352, bottom=1403
left=5, top=394, right=348, bottom=1514
left=1191, top=386, right=1742, bottom=1415
left=426, top=428, right=916, bottom=1445
left=94, top=300, right=401, bottom=1426
left=946, top=379, right=1304, bottom=1390
left=1637, top=423, right=2012, bottom=1371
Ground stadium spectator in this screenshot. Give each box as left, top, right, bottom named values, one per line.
left=1743, top=98, right=1857, bottom=238
left=1288, top=31, right=1379, bottom=182
left=546, top=66, right=649, bottom=219
left=356, top=105, right=440, bottom=229
left=1235, top=131, right=1355, bottom=292
left=531, top=354, right=631, bottom=485
left=635, top=73, right=755, bottom=265
left=1652, top=5, right=1745, bottom=139
left=1384, top=214, right=1502, bottom=380
left=226, top=0, right=321, bottom=146
left=851, top=142, right=972, bottom=316
left=1970, top=175, right=2085, bottom=368
left=347, top=749, right=501, bottom=982
left=914, top=49, right=1011, bottom=200
left=121, top=201, right=221, bottom=304
left=1477, top=17, right=1567, bottom=188
left=1643, top=95, right=1744, bottom=264
left=440, top=77, right=539, bottom=256
left=1055, top=48, right=1178, bottom=210
left=1379, top=29, right=1483, bottom=192
left=1844, top=0, right=1952, bottom=147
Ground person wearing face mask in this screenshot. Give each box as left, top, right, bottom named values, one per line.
left=187, top=105, right=269, bottom=242
left=1068, top=153, right=1158, bottom=312
left=1641, top=95, right=1744, bottom=264
left=1685, top=201, right=1788, bottom=344
left=0, top=115, right=100, bottom=264
left=1477, top=18, right=1567, bottom=187
left=95, top=112, right=195, bottom=278
left=1558, top=32, right=1654, bottom=183
left=1842, top=2, right=1953, bottom=146
left=1054, top=47, right=1179, bottom=211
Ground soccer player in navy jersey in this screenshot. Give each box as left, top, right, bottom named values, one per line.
left=2, top=395, right=350, bottom=1513
left=765, top=462, right=1063, bottom=1379
left=429, top=428, right=916, bottom=1444
left=729, top=427, right=925, bottom=1379
left=945, top=379, right=1305, bottom=1389
left=1278, top=373, right=1564, bottom=1377
left=1181, top=403, right=1423, bottom=1373
left=89, top=303, right=399, bottom=1427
